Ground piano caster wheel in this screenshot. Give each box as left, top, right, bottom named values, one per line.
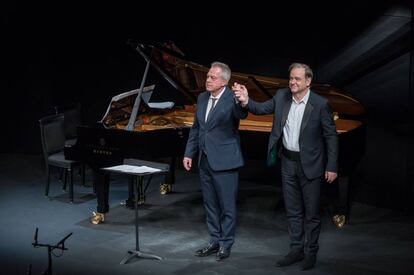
left=332, top=214, right=346, bottom=228
left=91, top=211, right=105, bottom=225
left=160, top=183, right=172, bottom=195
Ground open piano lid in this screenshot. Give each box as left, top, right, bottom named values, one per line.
left=139, top=41, right=365, bottom=117
left=131, top=42, right=365, bottom=133
left=105, top=41, right=364, bottom=133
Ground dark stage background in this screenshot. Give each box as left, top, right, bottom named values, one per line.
left=3, top=1, right=414, bottom=210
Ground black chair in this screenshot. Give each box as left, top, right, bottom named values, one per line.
left=54, top=102, right=92, bottom=190
left=39, top=113, right=85, bottom=202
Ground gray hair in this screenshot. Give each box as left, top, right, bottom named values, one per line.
left=289, top=63, right=313, bottom=80
left=211, top=61, right=231, bottom=82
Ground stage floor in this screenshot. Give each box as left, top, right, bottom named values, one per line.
left=0, top=154, right=413, bottom=275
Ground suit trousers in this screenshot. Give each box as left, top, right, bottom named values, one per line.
left=199, top=153, right=238, bottom=249
left=281, top=155, right=322, bottom=255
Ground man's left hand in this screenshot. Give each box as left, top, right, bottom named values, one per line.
left=325, top=171, right=337, bottom=183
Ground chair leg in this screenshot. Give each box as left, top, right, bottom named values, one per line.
left=81, top=164, right=86, bottom=186
left=69, top=168, right=74, bottom=203
left=63, top=169, right=68, bottom=191
left=59, top=168, right=64, bottom=182
left=45, top=166, right=51, bottom=197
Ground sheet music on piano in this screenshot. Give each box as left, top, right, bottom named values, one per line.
left=147, top=102, right=174, bottom=109
left=100, top=85, right=175, bottom=128
left=101, top=85, right=156, bottom=122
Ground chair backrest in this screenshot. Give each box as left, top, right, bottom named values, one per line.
left=54, top=103, right=81, bottom=139
left=39, top=114, right=66, bottom=162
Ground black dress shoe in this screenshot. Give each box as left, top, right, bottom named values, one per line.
left=301, top=254, right=316, bottom=270
left=276, top=251, right=304, bottom=267
left=215, top=247, right=231, bottom=261
left=195, top=243, right=219, bottom=257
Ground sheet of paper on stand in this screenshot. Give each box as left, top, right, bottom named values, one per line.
left=103, top=165, right=161, bottom=174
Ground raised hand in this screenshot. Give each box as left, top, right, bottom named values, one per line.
left=231, top=82, right=249, bottom=106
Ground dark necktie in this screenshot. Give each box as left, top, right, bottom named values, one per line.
left=206, top=97, right=217, bottom=122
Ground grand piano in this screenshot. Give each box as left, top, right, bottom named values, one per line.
left=65, top=42, right=366, bottom=226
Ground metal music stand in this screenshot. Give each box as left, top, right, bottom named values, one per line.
left=102, top=159, right=169, bottom=264
left=31, top=228, right=73, bottom=275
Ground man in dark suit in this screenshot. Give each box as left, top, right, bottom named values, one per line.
left=233, top=63, right=338, bottom=270
left=183, top=62, right=247, bottom=261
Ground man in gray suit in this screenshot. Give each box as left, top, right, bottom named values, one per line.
left=233, top=63, right=338, bottom=270
left=183, top=62, right=247, bottom=261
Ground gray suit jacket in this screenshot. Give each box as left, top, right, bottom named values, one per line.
left=184, top=87, right=248, bottom=171
left=247, top=88, right=338, bottom=179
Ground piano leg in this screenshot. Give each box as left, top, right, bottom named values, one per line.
left=338, top=176, right=350, bottom=216
left=160, top=157, right=175, bottom=195
left=332, top=175, right=350, bottom=228
left=90, top=167, right=110, bottom=224
left=95, top=169, right=110, bottom=213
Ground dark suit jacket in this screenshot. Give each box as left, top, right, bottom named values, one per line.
left=247, top=88, right=338, bottom=179
left=184, top=87, right=248, bottom=171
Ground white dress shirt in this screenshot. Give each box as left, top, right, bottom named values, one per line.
left=205, top=87, right=225, bottom=122
left=282, top=90, right=310, bottom=152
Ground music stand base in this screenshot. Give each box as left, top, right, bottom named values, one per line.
left=120, top=250, right=162, bottom=264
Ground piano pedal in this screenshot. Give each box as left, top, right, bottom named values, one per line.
left=160, top=183, right=172, bottom=195
left=332, top=214, right=346, bottom=228
left=91, top=211, right=105, bottom=225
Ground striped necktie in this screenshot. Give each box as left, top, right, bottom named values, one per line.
left=206, top=97, right=217, bottom=122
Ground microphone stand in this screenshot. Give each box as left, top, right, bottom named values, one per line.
left=31, top=228, right=73, bottom=275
